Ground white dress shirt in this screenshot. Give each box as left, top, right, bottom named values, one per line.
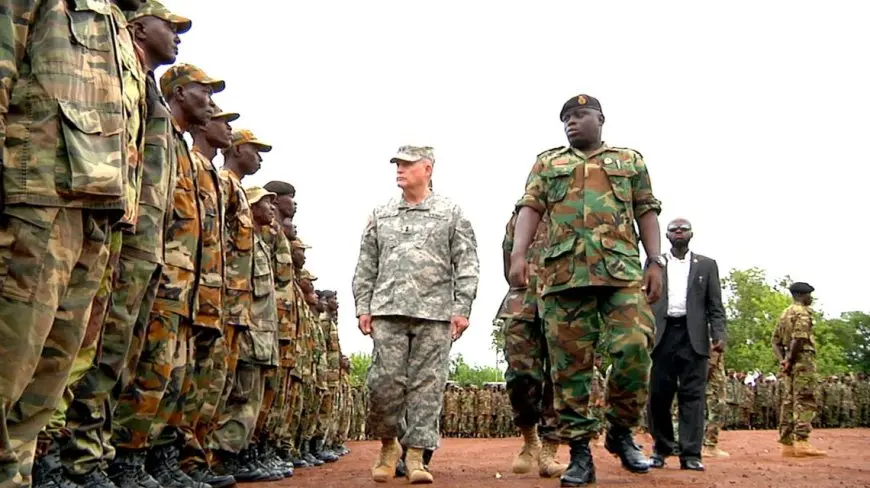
left=666, top=251, right=692, bottom=318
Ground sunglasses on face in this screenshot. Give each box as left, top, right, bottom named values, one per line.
left=668, top=224, right=691, bottom=232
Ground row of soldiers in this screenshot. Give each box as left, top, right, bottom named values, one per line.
left=0, top=2, right=361, bottom=488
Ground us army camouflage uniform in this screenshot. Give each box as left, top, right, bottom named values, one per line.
left=0, top=1, right=133, bottom=482
left=59, top=5, right=149, bottom=482
left=703, top=348, right=728, bottom=447
left=516, top=143, right=660, bottom=441
left=773, top=302, right=819, bottom=445
left=352, top=180, right=480, bottom=450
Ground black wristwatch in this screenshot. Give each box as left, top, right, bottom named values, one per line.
left=647, top=255, right=666, bottom=268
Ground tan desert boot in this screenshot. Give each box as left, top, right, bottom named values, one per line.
left=406, top=448, right=434, bottom=484
left=371, top=438, right=402, bottom=482
left=702, top=446, right=730, bottom=458
left=511, top=425, right=541, bottom=474
left=780, top=443, right=796, bottom=457
left=793, top=440, right=827, bottom=457
left=537, top=438, right=567, bottom=478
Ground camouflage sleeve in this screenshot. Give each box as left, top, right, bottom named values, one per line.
left=502, top=212, right=517, bottom=254
left=273, top=226, right=294, bottom=287
left=351, top=211, right=378, bottom=317
left=791, top=308, right=812, bottom=341
left=450, top=205, right=479, bottom=317
left=771, top=311, right=784, bottom=347
left=0, top=2, right=36, bottom=145
left=515, top=159, right=546, bottom=213
left=630, top=152, right=662, bottom=217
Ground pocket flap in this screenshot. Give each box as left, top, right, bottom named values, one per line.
left=601, top=236, right=639, bottom=257
left=543, top=235, right=576, bottom=260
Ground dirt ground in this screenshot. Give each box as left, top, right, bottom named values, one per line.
left=241, top=429, right=870, bottom=488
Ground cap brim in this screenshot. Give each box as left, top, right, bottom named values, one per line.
left=203, top=79, right=226, bottom=94
left=251, top=141, right=272, bottom=152
left=390, top=153, right=424, bottom=164
left=213, top=112, right=240, bottom=122
left=168, top=14, right=192, bottom=34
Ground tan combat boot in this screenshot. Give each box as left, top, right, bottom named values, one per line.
left=793, top=440, right=827, bottom=457
left=537, top=438, right=567, bottom=478
left=405, top=448, right=434, bottom=484
left=780, top=443, right=796, bottom=457
left=371, top=438, right=402, bottom=482
left=702, top=446, right=730, bottom=458
left=511, top=425, right=541, bottom=474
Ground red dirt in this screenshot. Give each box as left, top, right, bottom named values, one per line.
left=241, top=429, right=870, bottom=487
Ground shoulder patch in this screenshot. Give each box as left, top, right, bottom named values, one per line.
left=536, top=146, right=567, bottom=159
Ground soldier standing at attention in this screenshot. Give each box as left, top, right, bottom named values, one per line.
left=510, top=94, right=663, bottom=487
left=702, top=345, right=730, bottom=458
left=772, top=282, right=826, bottom=458
left=352, top=145, right=480, bottom=484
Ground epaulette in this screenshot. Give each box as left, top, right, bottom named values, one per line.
left=536, top=146, right=568, bottom=159
left=609, top=146, right=644, bottom=160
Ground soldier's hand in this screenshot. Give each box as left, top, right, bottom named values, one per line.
left=642, top=265, right=663, bottom=303
left=450, top=315, right=469, bottom=341
left=712, top=340, right=726, bottom=353
left=780, top=359, right=791, bottom=374
left=358, top=314, right=373, bottom=336
left=507, top=253, right=529, bottom=289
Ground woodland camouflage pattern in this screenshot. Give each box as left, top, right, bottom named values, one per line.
left=773, top=302, right=818, bottom=444
left=352, top=192, right=479, bottom=321
left=704, top=347, right=728, bottom=447
left=192, top=149, right=225, bottom=331
left=220, top=169, right=254, bottom=328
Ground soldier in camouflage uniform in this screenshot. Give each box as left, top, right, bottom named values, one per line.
left=461, top=386, right=477, bottom=438
left=110, top=63, right=220, bottom=488
left=444, top=384, right=460, bottom=437
left=0, top=1, right=146, bottom=485
left=590, top=356, right=607, bottom=448
left=772, top=282, right=826, bottom=457
left=309, top=291, right=341, bottom=463
left=352, top=145, right=480, bottom=484
left=510, top=94, right=662, bottom=485
left=702, top=347, right=729, bottom=457
left=857, top=373, right=870, bottom=427
left=475, top=386, right=492, bottom=438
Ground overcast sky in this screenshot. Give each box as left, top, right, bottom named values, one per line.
left=159, top=0, right=868, bottom=367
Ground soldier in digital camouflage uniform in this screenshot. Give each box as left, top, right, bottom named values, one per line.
left=352, top=145, right=479, bottom=484
left=772, top=282, right=826, bottom=457
left=702, top=346, right=729, bottom=457
left=0, top=1, right=147, bottom=485
left=497, top=209, right=564, bottom=477
left=110, top=63, right=221, bottom=488
left=509, top=94, right=662, bottom=486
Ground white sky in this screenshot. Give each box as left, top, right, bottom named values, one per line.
left=159, top=0, right=868, bottom=367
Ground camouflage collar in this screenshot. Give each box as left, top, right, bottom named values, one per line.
left=398, top=191, right=434, bottom=210
left=567, top=142, right=611, bottom=159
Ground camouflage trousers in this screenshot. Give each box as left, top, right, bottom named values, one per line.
left=44, top=345, right=97, bottom=441
left=336, top=389, right=352, bottom=445
left=64, top=244, right=163, bottom=476
left=195, top=324, right=239, bottom=466
left=302, top=385, right=326, bottom=440
left=313, top=389, right=335, bottom=439
left=253, top=368, right=278, bottom=444
left=0, top=207, right=110, bottom=487
left=501, top=315, right=559, bottom=441
left=209, top=362, right=266, bottom=454
left=283, top=377, right=304, bottom=453
left=778, top=354, right=818, bottom=444
left=541, top=286, right=653, bottom=441
left=704, top=360, right=728, bottom=447
left=366, top=317, right=452, bottom=450
left=262, top=365, right=293, bottom=444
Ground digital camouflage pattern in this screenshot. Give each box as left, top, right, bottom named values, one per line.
left=192, top=149, right=225, bottom=332
left=773, top=302, right=818, bottom=443
left=366, top=317, right=453, bottom=450
left=704, top=347, right=728, bottom=447
left=352, top=192, right=479, bottom=321
left=516, top=145, right=661, bottom=294
left=0, top=0, right=126, bottom=218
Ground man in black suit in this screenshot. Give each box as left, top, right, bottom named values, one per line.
left=647, top=218, right=726, bottom=472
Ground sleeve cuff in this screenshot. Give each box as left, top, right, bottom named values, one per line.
left=515, top=197, right=545, bottom=214
left=452, top=304, right=471, bottom=318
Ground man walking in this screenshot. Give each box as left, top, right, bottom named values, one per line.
left=647, top=218, right=726, bottom=472
left=352, top=145, right=479, bottom=484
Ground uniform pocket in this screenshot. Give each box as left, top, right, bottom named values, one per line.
left=57, top=101, right=124, bottom=198
left=541, top=235, right=576, bottom=287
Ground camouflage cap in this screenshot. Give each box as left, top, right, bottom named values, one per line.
left=300, top=269, right=317, bottom=281
left=212, top=106, right=239, bottom=123
left=231, top=129, right=272, bottom=152
left=390, top=145, right=435, bottom=165
left=127, top=0, right=192, bottom=34
left=291, top=238, right=311, bottom=250
left=159, top=63, right=225, bottom=100
left=244, top=186, right=276, bottom=205
left=560, top=94, right=602, bottom=120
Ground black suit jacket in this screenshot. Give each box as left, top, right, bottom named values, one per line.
left=650, top=253, right=726, bottom=357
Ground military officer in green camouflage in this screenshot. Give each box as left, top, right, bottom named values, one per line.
left=772, top=282, right=826, bottom=458
left=510, top=94, right=663, bottom=486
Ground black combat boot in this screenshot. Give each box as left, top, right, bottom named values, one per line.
left=312, top=438, right=338, bottom=463
left=560, top=439, right=596, bottom=487
left=145, top=445, right=209, bottom=488
left=33, top=443, right=81, bottom=488
left=258, top=442, right=294, bottom=478
left=604, top=425, right=649, bottom=474
left=211, top=449, right=267, bottom=483
left=185, top=464, right=236, bottom=488
left=67, top=468, right=118, bottom=488
left=300, top=440, right=323, bottom=466
left=243, top=447, right=283, bottom=481
left=106, top=449, right=162, bottom=488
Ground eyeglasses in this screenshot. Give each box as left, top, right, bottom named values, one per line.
left=667, top=224, right=692, bottom=232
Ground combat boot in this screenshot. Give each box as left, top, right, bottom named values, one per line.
left=185, top=464, right=236, bottom=488
left=538, top=438, right=567, bottom=478
left=145, top=445, right=209, bottom=488
left=780, top=443, right=796, bottom=457
left=33, top=443, right=81, bottom=488
left=211, top=449, right=268, bottom=483
left=604, top=425, right=649, bottom=474
left=245, top=447, right=283, bottom=481
left=702, top=446, right=730, bottom=458
left=793, top=440, right=827, bottom=457
left=258, top=443, right=294, bottom=478
left=405, top=448, right=434, bottom=484
left=511, top=425, right=541, bottom=474
left=312, top=438, right=338, bottom=463
left=107, top=449, right=162, bottom=488
left=67, top=469, right=118, bottom=488
left=300, top=440, right=323, bottom=466
left=560, top=440, right=595, bottom=487
left=371, top=438, right=402, bottom=483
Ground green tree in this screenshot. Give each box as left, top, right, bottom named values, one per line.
left=448, top=354, right=504, bottom=386
left=348, top=352, right=372, bottom=387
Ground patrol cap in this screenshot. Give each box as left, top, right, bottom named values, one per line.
left=390, top=145, right=435, bottom=165
left=160, top=63, right=225, bottom=100
left=789, top=282, right=814, bottom=294
left=559, top=94, right=602, bottom=120
left=127, top=0, right=191, bottom=34
left=291, top=238, right=310, bottom=250
left=212, top=106, right=239, bottom=123
left=321, top=290, right=337, bottom=298
left=264, top=181, right=295, bottom=197
left=231, top=129, right=272, bottom=152
left=244, top=186, right=276, bottom=205
left=300, top=269, right=317, bottom=281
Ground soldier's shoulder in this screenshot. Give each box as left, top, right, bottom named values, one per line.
left=605, top=145, right=644, bottom=161
left=429, top=192, right=466, bottom=213
left=534, top=146, right=570, bottom=166
left=373, top=196, right=403, bottom=215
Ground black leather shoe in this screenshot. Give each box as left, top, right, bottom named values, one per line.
left=604, top=426, right=649, bottom=474
left=680, top=458, right=705, bottom=471
left=648, top=452, right=666, bottom=469
left=560, top=440, right=596, bottom=487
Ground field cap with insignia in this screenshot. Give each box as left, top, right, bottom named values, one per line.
left=789, top=282, right=815, bottom=294
left=127, top=0, right=192, bottom=33
left=160, top=63, right=225, bottom=99
left=212, top=106, right=240, bottom=123
left=263, top=181, right=295, bottom=196
left=231, top=129, right=272, bottom=152
left=390, top=145, right=435, bottom=165
left=560, top=94, right=602, bottom=120
left=244, top=187, right=276, bottom=205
